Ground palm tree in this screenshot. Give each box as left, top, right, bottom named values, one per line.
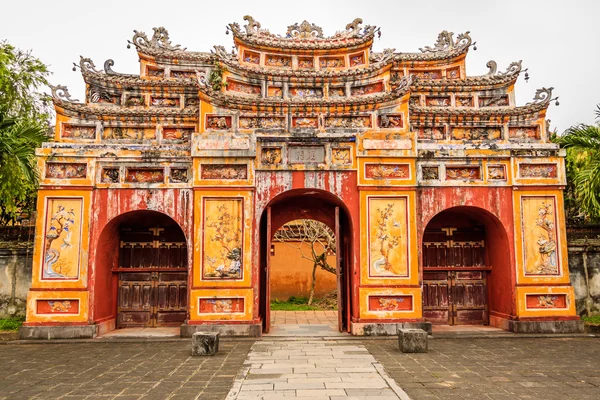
left=554, top=105, right=600, bottom=220
left=0, top=108, right=48, bottom=184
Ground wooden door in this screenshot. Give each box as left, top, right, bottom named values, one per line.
left=422, top=226, right=489, bottom=325
left=264, top=207, right=272, bottom=333
left=335, top=207, right=343, bottom=332
left=116, top=226, right=187, bottom=328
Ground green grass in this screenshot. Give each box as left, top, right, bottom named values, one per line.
left=582, top=315, right=600, bottom=326
left=0, top=316, right=25, bottom=331
left=270, top=296, right=320, bottom=311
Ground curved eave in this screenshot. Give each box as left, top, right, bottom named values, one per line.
left=393, top=48, right=469, bottom=65
left=198, top=89, right=409, bottom=111
left=221, top=57, right=393, bottom=81
left=410, top=102, right=549, bottom=118
left=232, top=34, right=375, bottom=53
left=135, top=48, right=213, bottom=64
left=411, top=74, right=519, bottom=92
left=82, top=71, right=198, bottom=91
left=53, top=99, right=199, bottom=119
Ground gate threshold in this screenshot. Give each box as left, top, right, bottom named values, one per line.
left=98, top=327, right=180, bottom=339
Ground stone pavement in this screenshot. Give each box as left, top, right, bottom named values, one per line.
left=271, top=311, right=338, bottom=325
left=226, top=339, right=408, bottom=399
left=365, top=337, right=600, bottom=400
left=0, top=340, right=253, bottom=400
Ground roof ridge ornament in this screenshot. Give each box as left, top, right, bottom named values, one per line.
left=49, top=84, right=79, bottom=103
left=527, top=87, right=559, bottom=106
left=370, top=48, right=396, bottom=63
left=73, top=56, right=101, bottom=74
left=286, top=21, right=325, bottom=39
left=128, top=27, right=186, bottom=52
left=419, top=31, right=472, bottom=53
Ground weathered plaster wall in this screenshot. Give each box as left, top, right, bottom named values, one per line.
left=567, top=226, right=600, bottom=316
left=0, top=248, right=34, bottom=318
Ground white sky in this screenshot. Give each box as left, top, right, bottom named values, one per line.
left=2, top=0, right=598, bottom=132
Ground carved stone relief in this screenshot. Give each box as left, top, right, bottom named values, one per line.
left=240, top=116, right=285, bottom=129
left=519, top=164, right=557, bottom=178
left=325, top=116, right=370, bottom=128
left=170, top=169, right=188, bottom=183
left=46, top=163, right=87, bottom=179
left=379, top=115, right=403, bottom=128
left=446, top=166, right=481, bottom=180
left=331, top=148, right=352, bottom=165
left=101, top=168, right=120, bottom=183
left=201, top=164, right=247, bottom=180
left=451, top=127, right=502, bottom=141
left=509, top=126, right=540, bottom=140
left=206, top=115, right=232, bottom=130
left=365, top=164, right=409, bottom=179
left=62, top=124, right=96, bottom=139
left=418, top=127, right=445, bottom=140
left=487, top=165, right=506, bottom=180
left=422, top=166, right=439, bottom=180
left=125, top=168, right=164, bottom=183
left=261, top=148, right=283, bottom=165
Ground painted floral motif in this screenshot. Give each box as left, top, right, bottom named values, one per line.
left=329, top=87, right=345, bottom=97
left=243, top=51, right=260, bottom=64
left=201, top=164, right=247, bottom=180
left=351, top=82, right=383, bottom=96
left=228, top=80, right=261, bottom=95
left=366, top=164, right=409, bottom=179
left=240, top=117, right=285, bottom=129
left=62, top=125, right=95, bottom=139
left=170, top=70, right=196, bottom=79
left=379, top=115, right=403, bottom=128
left=509, top=127, right=540, bottom=140
left=162, top=127, right=193, bottom=141
left=261, top=148, right=283, bottom=165
left=290, top=87, right=323, bottom=98
left=451, top=127, right=501, bottom=141
left=320, top=57, right=344, bottom=68
left=203, top=200, right=243, bottom=279
left=36, top=300, right=78, bottom=314
left=537, top=295, right=557, bottom=308
left=150, top=97, right=179, bottom=107
left=409, top=96, right=421, bottom=107
left=487, top=165, right=506, bottom=180
left=298, top=58, right=314, bottom=68
left=413, top=70, right=442, bottom=79
left=125, top=169, right=164, bottom=183
left=456, top=97, right=473, bottom=107
left=105, top=127, right=155, bottom=140
left=418, top=127, right=445, bottom=140
left=49, top=300, right=72, bottom=312
left=446, top=67, right=461, bottom=79
left=326, top=117, right=370, bottom=128
left=206, top=116, right=231, bottom=130
left=147, top=68, right=164, bottom=77
left=45, top=163, right=87, bottom=179
left=519, top=164, right=557, bottom=178
left=124, top=96, right=145, bottom=107
left=426, top=97, right=451, bottom=107
left=478, top=95, right=509, bottom=107
left=350, top=53, right=365, bottom=67
left=42, top=200, right=81, bottom=279
left=268, top=87, right=282, bottom=97
left=101, top=168, right=119, bottom=183
left=422, top=166, right=439, bottom=180
left=533, top=202, right=558, bottom=274
left=170, top=169, right=188, bottom=183
left=331, top=148, right=351, bottom=165
left=446, top=167, right=481, bottom=180
left=265, top=55, right=291, bottom=67
left=369, top=200, right=405, bottom=277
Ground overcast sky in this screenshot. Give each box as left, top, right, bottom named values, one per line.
left=2, top=0, right=598, bottom=132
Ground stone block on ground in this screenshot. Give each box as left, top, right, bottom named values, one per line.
left=191, top=331, right=219, bottom=356
left=398, top=328, right=427, bottom=353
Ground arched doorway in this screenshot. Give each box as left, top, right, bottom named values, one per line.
left=259, top=189, right=353, bottom=333
left=93, top=210, right=188, bottom=329
left=422, top=206, right=511, bottom=325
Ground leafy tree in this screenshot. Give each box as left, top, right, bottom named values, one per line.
left=0, top=41, right=52, bottom=226
left=554, top=105, right=600, bottom=223
left=273, top=219, right=336, bottom=305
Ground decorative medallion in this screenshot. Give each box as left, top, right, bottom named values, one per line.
left=487, top=165, right=506, bottom=180
left=261, top=148, right=283, bottom=165
left=418, top=127, right=445, bottom=140
left=150, top=97, right=179, bottom=107
left=170, top=168, right=188, bottom=183
left=451, top=127, right=502, bottom=141
left=426, top=96, right=451, bottom=107
left=199, top=298, right=244, bottom=313
left=379, top=115, right=403, bottom=128
left=265, top=55, right=291, bottom=67
left=526, top=294, right=567, bottom=309
left=319, top=57, right=344, bottom=68
left=162, top=127, right=193, bottom=141
left=446, top=67, right=461, bottom=79
left=146, top=67, right=164, bottom=77
left=101, top=168, right=119, bottom=183
left=351, top=82, right=383, bottom=96
left=243, top=50, right=260, bottom=64
left=124, top=95, right=145, bottom=107
left=409, top=96, right=422, bottom=107
left=325, top=116, right=370, bottom=128
left=455, top=96, right=474, bottom=107
left=228, top=80, right=261, bottom=95
left=368, top=296, right=412, bottom=311
left=509, top=126, right=540, bottom=140
left=298, top=57, right=314, bottom=68
left=331, top=148, right=352, bottom=165
left=206, top=115, right=232, bottom=130
left=349, top=52, right=365, bottom=67
left=292, top=117, right=318, bottom=128
left=422, top=166, right=439, bottom=180
left=329, top=87, right=345, bottom=97
left=201, top=164, right=248, bottom=180
left=36, top=300, right=79, bottom=314
left=240, top=116, right=285, bottom=129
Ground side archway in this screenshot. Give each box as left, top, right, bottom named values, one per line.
left=92, top=210, right=188, bottom=331
left=421, top=206, right=513, bottom=325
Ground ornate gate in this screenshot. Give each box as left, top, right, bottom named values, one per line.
left=422, top=227, right=489, bottom=325
left=116, top=227, right=188, bottom=328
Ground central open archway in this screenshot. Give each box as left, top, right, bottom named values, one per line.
left=259, top=189, right=354, bottom=333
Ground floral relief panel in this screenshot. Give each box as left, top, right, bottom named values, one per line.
left=41, top=198, right=83, bottom=280
left=202, top=198, right=243, bottom=280
left=521, top=197, right=560, bottom=275
left=368, top=197, right=409, bottom=278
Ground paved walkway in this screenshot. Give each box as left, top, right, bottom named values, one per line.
left=271, top=311, right=338, bottom=325
left=227, top=339, right=408, bottom=399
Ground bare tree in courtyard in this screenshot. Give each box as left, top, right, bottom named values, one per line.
left=273, top=219, right=335, bottom=305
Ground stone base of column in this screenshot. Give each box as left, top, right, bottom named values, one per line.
left=19, top=325, right=98, bottom=340
left=181, top=323, right=262, bottom=337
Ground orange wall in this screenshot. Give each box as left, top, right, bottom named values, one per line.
left=270, top=241, right=337, bottom=300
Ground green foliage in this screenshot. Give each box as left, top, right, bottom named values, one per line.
left=553, top=106, right=600, bottom=223
left=0, top=41, right=52, bottom=226
left=582, top=315, right=600, bottom=326
left=208, top=61, right=227, bottom=91
left=0, top=316, right=25, bottom=331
